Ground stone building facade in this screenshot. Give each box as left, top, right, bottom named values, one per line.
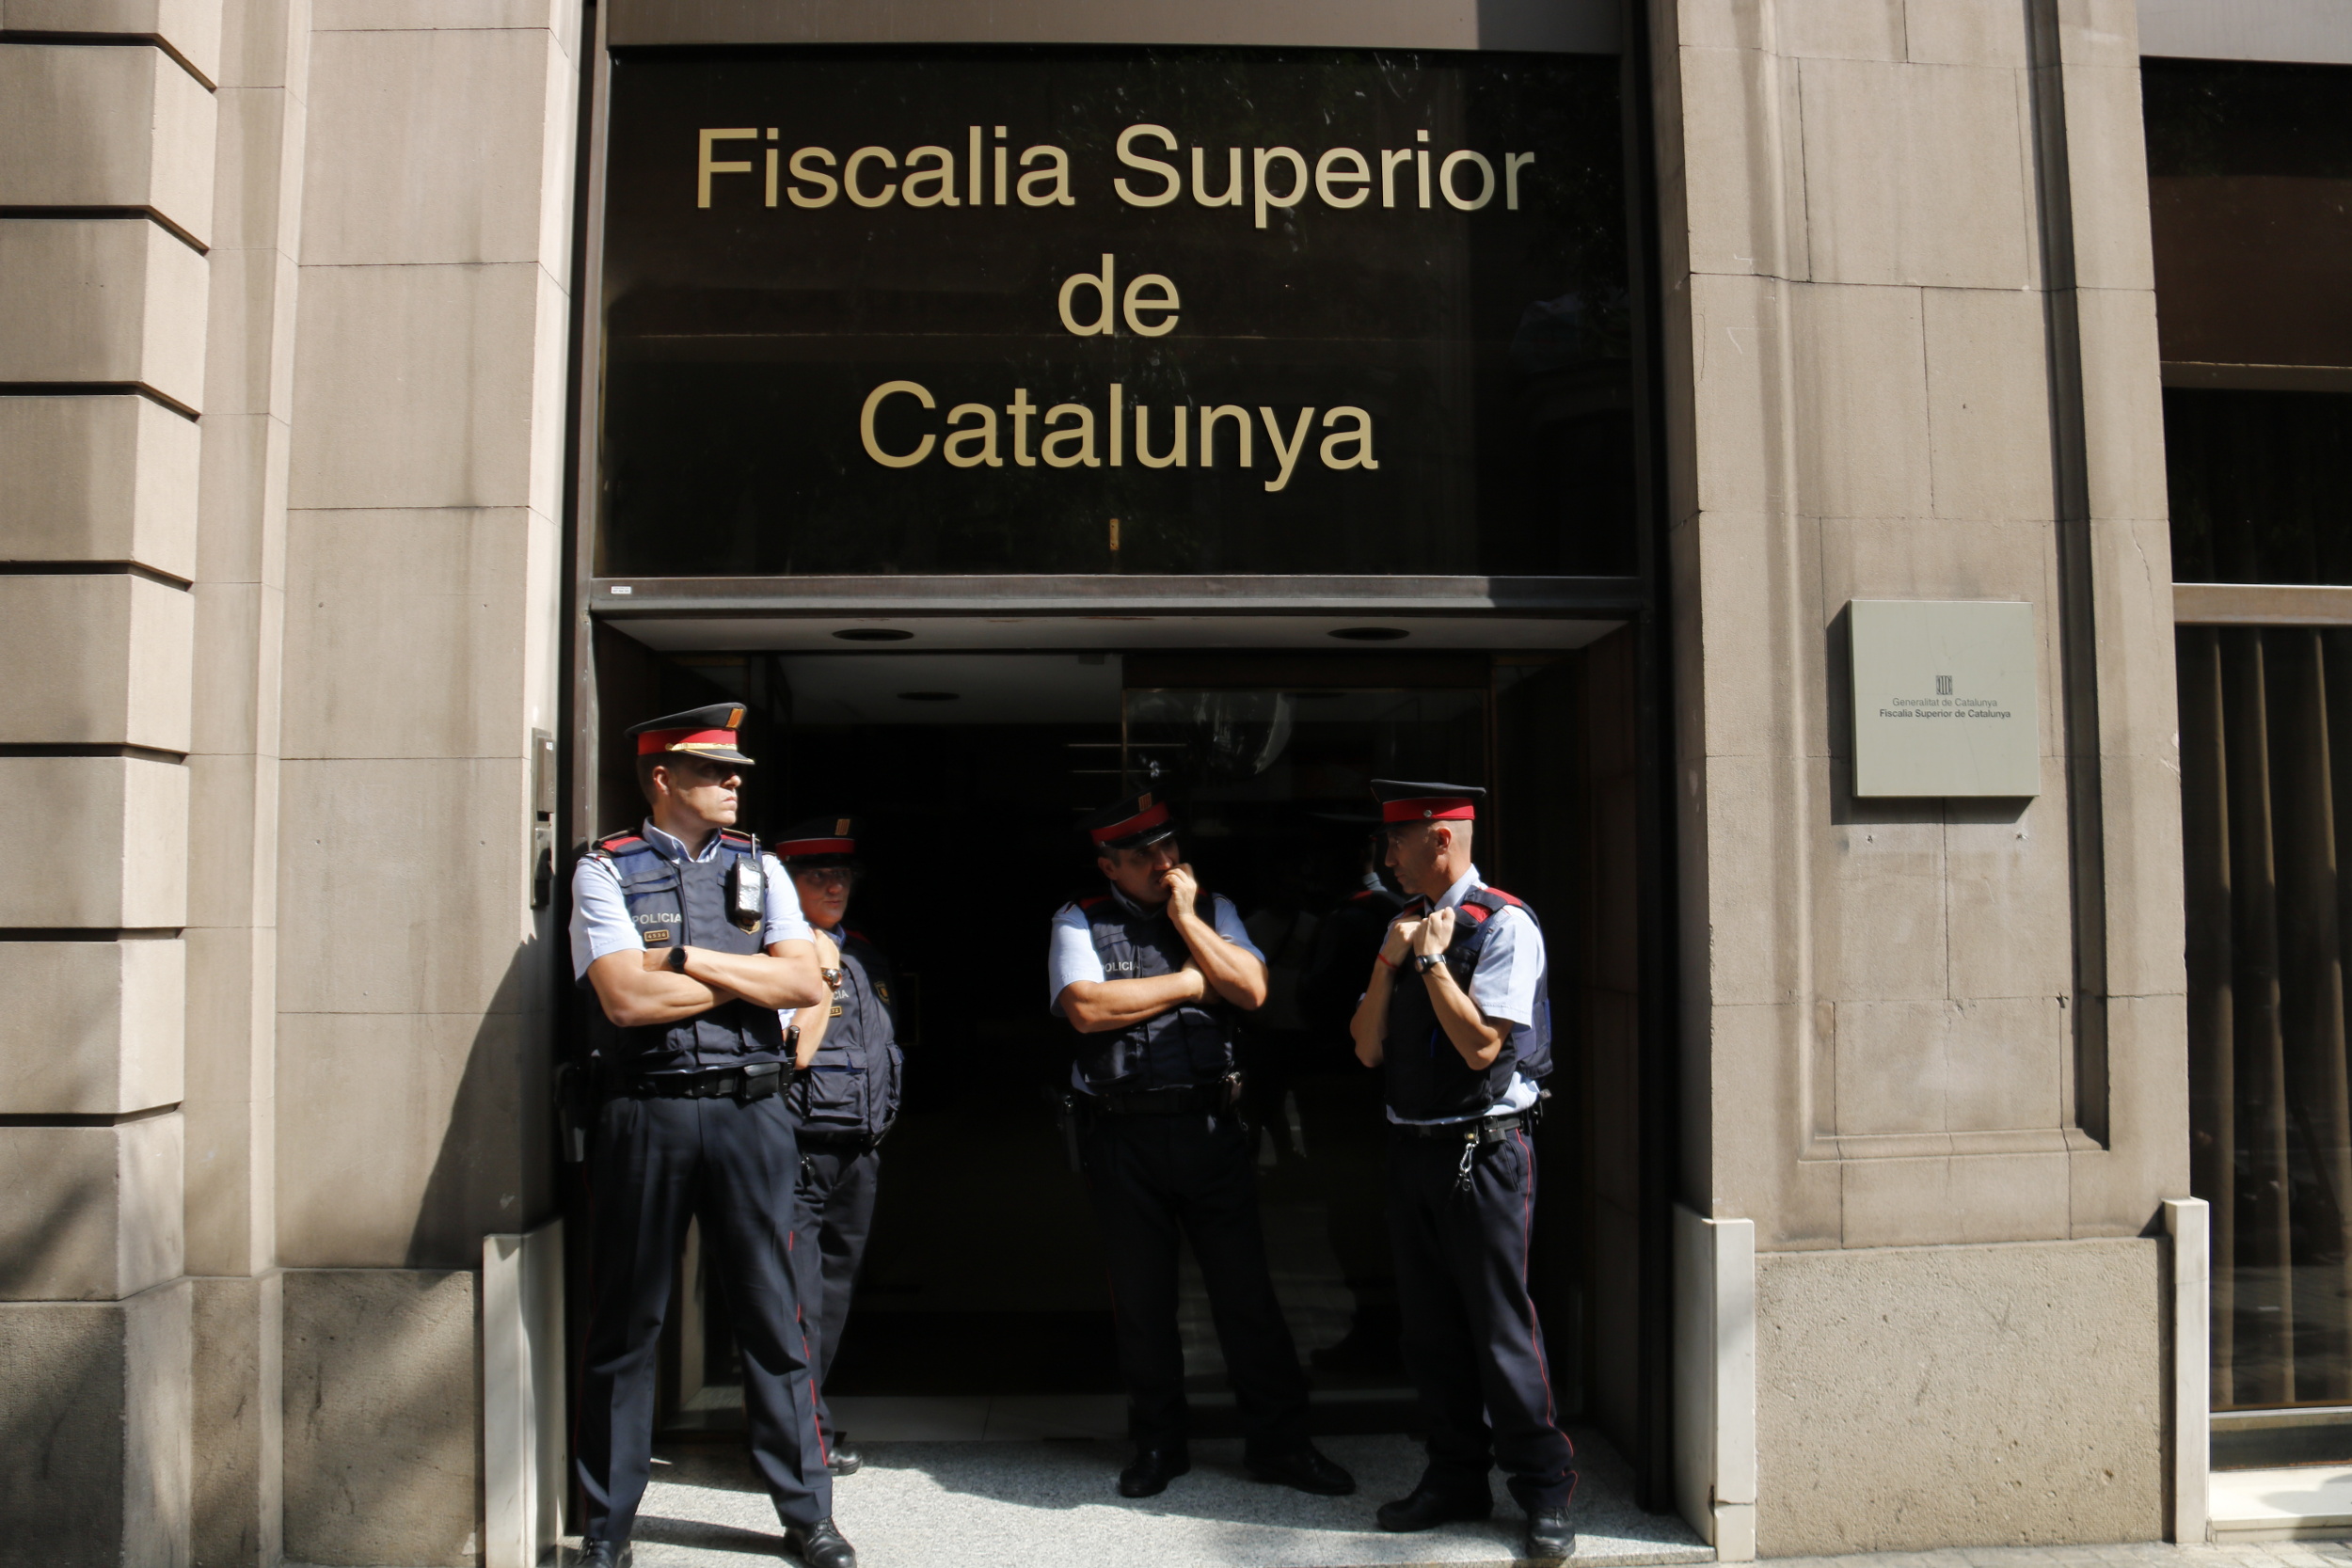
left=0, top=0, right=2334, bottom=1562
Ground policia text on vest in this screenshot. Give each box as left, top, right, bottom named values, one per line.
left=1048, top=791, right=1358, bottom=1503
left=565, top=705, right=857, bottom=1568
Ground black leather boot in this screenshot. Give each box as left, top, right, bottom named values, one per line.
left=783, top=1516, right=856, bottom=1568
left=1246, top=1442, right=1357, bottom=1495
left=1118, top=1444, right=1191, bottom=1497
left=1524, top=1504, right=1576, bottom=1559
left=1375, top=1481, right=1492, bottom=1532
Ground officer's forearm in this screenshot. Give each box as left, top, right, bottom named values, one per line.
left=684, top=941, right=827, bottom=1009
left=1350, top=963, right=1394, bottom=1067
left=1059, top=974, right=1202, bottom=1033
left=1424, top=968, right=1504, bottom=1069
left=1171, top=908, right=1268, bottom=1009
left=588, top=952, right=729, bottom=1028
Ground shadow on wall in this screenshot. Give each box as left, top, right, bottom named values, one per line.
left=0, top=1295, right=180, bottom=1568
left=279, top=942, right=558, bottom=1566
left=406, top=942, right=558, bottom=1271
left=283, top=1268, right=480, bottom=1568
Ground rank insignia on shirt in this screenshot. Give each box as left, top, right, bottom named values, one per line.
left=642, top=930, right=670, bottom=944
left=828, top=1004, right=845, bottom=1018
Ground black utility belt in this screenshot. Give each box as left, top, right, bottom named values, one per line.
left=1392, top=1105, right=1538, bottom=1143
left=1090, top=1082, right=1232, bottom=1117
left=618, top=1061, right=785, bottom=1101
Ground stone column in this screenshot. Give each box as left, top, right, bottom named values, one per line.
left=1652, top=0, right=2185, bottom=1551
left=0, top=4, right=221, bottom=1562
left=273, top=2, right=578, bottom=1561
left=186, top=0, right=311, bottom=1560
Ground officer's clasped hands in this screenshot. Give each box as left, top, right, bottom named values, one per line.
left=1411, top=908, right=1454, bottom=958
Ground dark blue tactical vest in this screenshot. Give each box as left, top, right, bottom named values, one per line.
left=1070, top=891, right=1235, bottom=1092
left=1383, top=885, right=1552, bottom=1120
left=790, top=929, right=902, bottom=1141
left=584, top=828, right=787, bottom=1077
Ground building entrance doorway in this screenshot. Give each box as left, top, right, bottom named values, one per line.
left=583, top=640, right=1629, bottom=1445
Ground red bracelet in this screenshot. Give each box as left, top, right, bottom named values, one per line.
left=1375, top=951, right=1398, bottom=971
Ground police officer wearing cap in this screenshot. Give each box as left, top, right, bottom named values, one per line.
left=776, top=816, right=902, bottom=1481
left=1049, top=791, right=1356, bottom=1500
left=567, top=705, right=857, bottom=1568
left=1349, top=780, right=1576, bottom=1561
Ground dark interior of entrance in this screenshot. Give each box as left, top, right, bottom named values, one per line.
left=580, top=635, right=1645, bottom=1456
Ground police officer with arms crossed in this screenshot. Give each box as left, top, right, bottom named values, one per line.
left=1349, top=779, right=1576, bottom=1561
left=776, top=816, right=903, bottom=1481
left=1051, top=791, right=1356, bottom=1500
left=568, top=705, right=857, bottom=1568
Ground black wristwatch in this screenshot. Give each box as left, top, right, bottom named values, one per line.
left=1415, top=953, right=1445, bottom=976
left=667, top=943, right=688, bottom=973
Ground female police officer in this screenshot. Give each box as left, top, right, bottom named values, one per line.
left=776, top=816, right=903, bottom=1481
left=567, top=705, right=857, bottom=1568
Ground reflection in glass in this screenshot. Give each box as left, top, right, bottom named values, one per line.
left=2166, top=390, right=2352, bottom=586
left=2181, top=626, right=2352, bottom=1423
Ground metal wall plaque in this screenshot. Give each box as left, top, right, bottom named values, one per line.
left=1849, top=600, right=2041, bottom=798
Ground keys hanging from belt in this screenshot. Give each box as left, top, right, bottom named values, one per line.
left=1454, top=1130, right=1480, bottom=1196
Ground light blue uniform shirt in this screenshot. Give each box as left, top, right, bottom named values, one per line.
left=1385, top=863, right=1548, bottom=1126
left=569, top=819, right=813, bottom=1022
left=1047, top=890, right=1265, bottom=1095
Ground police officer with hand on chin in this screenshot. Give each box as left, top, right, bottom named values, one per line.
left=1051, top=791, right=1356, bottom=1501
left=777, top=817, right=903, bottom=1482
left=1350, top=780, right=1576, bottom=1562
left=567, top=705, right=857, bottom=1568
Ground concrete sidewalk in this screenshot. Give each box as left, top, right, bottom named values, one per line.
left=629, top=1428, right=1708, bottom=1567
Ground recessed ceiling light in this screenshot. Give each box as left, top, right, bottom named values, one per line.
left=834, top=627, right=913, bottom=641
left=897, top=690, right=960, bottom=702
left=1329, top=626, right=1409, bottom=641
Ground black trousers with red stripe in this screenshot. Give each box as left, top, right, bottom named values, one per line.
left=1387, top=1124, right=1578, bottom=1513
left=576, top=1092, right=832, bottom=1542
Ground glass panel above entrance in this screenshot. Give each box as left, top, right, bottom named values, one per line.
left=596, top=48, right=1635, bottom=578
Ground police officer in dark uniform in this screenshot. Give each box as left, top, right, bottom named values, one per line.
left=1349, top=780, right=1576, bottom=1561
left=567, top=705, right=857, bottom=1568
left=1049, top=791, right=1355, bottom=1500
left=777, top=816, right=902, bottom=1481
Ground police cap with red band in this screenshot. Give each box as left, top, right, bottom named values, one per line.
left=778, top=816, right=857, bottom=866
left=626, top=702, right=756, bottom=767
left=1370, top=778, right=1486, bottom=824
left=1080, top=790, right=1178, bottom=853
